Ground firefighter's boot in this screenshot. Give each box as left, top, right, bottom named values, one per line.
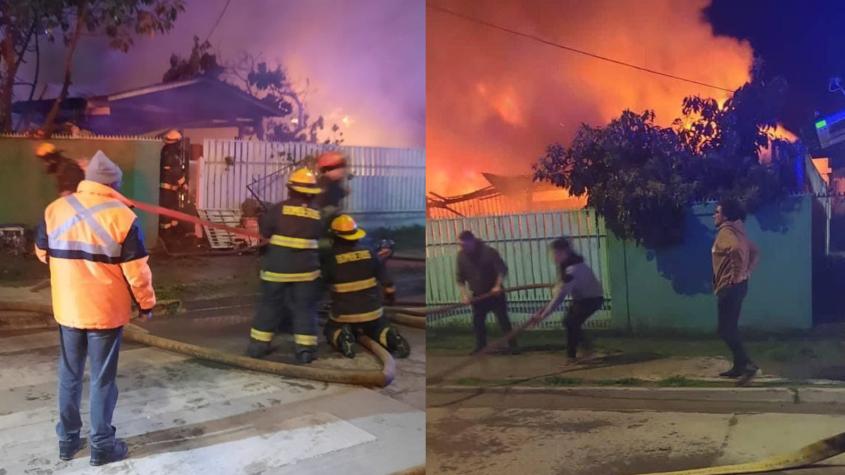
left=384, top=327, right=411, bottom=359
left=295, top=346, right=317, bottom=364
left=338, top=327, right=356, bottom=358
left=246, top=339, right=271, bottom=359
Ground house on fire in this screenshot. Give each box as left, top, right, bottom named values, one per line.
left=12, top=77, right=282, bottom=142
left=426, top=172, right=586, bottom=219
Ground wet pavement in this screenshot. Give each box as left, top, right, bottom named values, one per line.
left=427, top=390, right=845, bottom=474
left=1, top=322, right=424, bottom=474
left=0, top=257, right=426, bottom=474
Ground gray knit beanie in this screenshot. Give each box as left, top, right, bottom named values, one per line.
left=85, top=150, right=123, bottom=187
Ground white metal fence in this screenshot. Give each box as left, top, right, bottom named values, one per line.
left=198, top=140, right=425, bottom=221
left=426, top=209, right=612, bottom=330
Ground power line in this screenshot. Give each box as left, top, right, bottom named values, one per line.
left=206, top=0, right=232, bottom=42
left=427, top=3, right=736, bottom=94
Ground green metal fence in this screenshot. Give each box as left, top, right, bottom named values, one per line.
left=0, top=135, right=161, bottom=245
left=426, top=209, right=612, bottom=330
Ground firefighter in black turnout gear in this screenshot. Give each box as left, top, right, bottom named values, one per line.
left=159, top=130, right=187, bottom=238
left=323, top=214, right=411, bottom=359
left=247, top=168, right=324, bottom=364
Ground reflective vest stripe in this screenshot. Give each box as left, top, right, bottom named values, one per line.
left=259, top=269, right=321, bottom=282
left=51, top=196, right=122, bottom=257
left=250, top=328, right=274, bottom=342
left=331, top=277, right=377, bottom=293
left=49, top=200, right=123, bottom=242
left=49, top=240, right=120, bottom=257
left=294, top=334, right=318, bottom=346
left=269, top=234, right=319, bottom=249
left=332, top=308, right=383, bottom=323
left=282, top=205, right=320, bottom=220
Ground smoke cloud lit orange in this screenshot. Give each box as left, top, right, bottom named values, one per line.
left=427, top=0, right=754, bottom=195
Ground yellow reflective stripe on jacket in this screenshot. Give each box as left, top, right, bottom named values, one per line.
left=335, top=250, right=372, bottom=264
left=331, top=277, right=377, bottom=293
left=282, top=205, right=320, bottom=220
left=269, top=234, right=319, bottom=249
left=294, top=334, right=318, bottom=346
left=250, top=328, right=274, bottom=342
left=333, top=308, right=383, bottom=323
left=260, top=269, right=320, bottom=282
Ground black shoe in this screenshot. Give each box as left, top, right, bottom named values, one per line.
left=295, top=349, right=316, bottom=364
left=246, top=340, right=271, bottom=359
left=90, top=439, right=128, bottom=466
left=719, top=367, right=744, bottom=378
left=736, top=365, right=759, bottom=387
left=59, top=437, right=85, bottom=461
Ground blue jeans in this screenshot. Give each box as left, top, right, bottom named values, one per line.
left=56, top=325, right=123, bottom=450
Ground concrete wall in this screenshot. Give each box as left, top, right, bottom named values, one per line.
left=0, top=136, right=161, bottom=246
left=607, top=195, right=813, bottom=333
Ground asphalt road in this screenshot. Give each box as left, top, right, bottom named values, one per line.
left=427, top=387, right=845, bottom=475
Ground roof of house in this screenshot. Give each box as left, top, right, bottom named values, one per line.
left=13, top=77, right=282, bottom=135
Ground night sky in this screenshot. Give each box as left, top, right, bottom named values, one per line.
left=16, top=0, right=424, bottom=148
left=705, top=0, right=845, bottom=147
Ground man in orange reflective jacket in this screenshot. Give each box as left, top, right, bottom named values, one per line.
left=35, top=150, right=156, bottom=466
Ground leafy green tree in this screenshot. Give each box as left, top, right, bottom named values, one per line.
left=534, top=69, right=800, bottom=247
left=0, top=0, right=185, bottom=135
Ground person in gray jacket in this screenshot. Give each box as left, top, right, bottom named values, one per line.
left=536, top=237, right=604, bottom=364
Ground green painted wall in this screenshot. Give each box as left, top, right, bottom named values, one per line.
left=0, top=136, right=161, bottom=245
left=607, top=195, right=813, bottom=333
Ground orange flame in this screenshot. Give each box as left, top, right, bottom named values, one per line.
left=427, top=0, right=754, bottom=196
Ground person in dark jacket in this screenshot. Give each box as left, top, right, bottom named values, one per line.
left=712, top=198, right=760, bottom=384
left=535, top=237, right=604, bottom=364
left=455, top=230, right=517, bottom=354
left=322, top=214, right=410, bottom=358
left=35, top=143, right=85, bottom=197
left=158, top=130, right=187, bottom=238
left=247, top=168, right=324, bottom=364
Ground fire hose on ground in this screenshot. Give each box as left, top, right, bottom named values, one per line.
left=124, top=198, right=428, bottom=331
left=425, top=287, right=845, bottom=475
left=638, top=430, right=845, bottom=474
left=0, top=301, right=394, bottom=387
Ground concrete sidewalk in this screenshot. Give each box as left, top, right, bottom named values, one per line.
left=0, top=329, right=425, bottom=474
left=428, top=350, right=845, bottom=387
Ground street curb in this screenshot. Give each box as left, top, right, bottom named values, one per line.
left=427, top=384, right=845, bottom=404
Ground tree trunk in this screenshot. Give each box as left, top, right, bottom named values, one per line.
left=0, top=35, right=19, bottom=133
left=42, top=2, right=87, bottom=138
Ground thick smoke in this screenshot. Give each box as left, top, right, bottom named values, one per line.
left=427, top=0, right=753, bottom=194
left=17, top=0, right=424, bottom=148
